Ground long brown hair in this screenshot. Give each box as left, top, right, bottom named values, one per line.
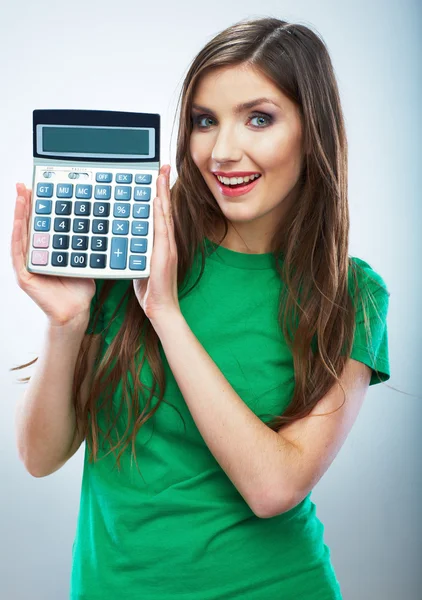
left=12, top=17, right=393, bottom=475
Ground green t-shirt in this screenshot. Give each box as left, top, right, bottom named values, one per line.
left=70, top=239, right=390, bottom=599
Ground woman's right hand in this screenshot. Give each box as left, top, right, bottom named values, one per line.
left=11, top=183, right=97, bottom=328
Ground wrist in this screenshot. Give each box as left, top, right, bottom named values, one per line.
left=47, top=309, right=91, bottom=332
left=149, top=309, right=185, bottom=336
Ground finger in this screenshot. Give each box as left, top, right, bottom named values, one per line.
left=24, top=188, right=32, bottom=257
left=156, top=165, right=166, bottom=199
left=157, top=169, right=176, bottom=258
left=16, top=183, right=31, bottom=258
left=11, top=194, right=28, bottom=282
left=21, top=190, right=30, bottom=260
left=151, top=196, right=170, bottom=272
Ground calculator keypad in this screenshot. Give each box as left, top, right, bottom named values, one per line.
left=29, top=168, right=156, bottom=277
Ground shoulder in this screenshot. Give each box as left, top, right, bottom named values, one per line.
left=348, top=255, right=390, bottom=298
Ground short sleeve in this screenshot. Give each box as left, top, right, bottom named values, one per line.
left=85, top=279, right=106, bottom=335
left=349, top=259, right=391, bottom=386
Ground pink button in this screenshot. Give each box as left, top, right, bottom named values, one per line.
left=31, top=250, right=49, bottom=265
left=33, top=233, right=50, bottom=248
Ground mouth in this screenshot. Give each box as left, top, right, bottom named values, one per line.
left=212, top=173, right=262, bottom=198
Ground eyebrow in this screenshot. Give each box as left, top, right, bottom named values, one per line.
left=191, top=97, right=281, bottom=114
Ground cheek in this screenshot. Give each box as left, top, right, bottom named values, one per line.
left=259, top=137, right=302, bottom=176
left=189, top=135, right=208, bottom=167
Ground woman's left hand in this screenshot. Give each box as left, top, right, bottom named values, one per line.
left=133, top=164, right=180, bottom=324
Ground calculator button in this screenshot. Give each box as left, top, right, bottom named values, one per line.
left=116, top=173, right=133, bottom=184
left=129, top=255, right=146, bottom=271
left=134, top=187, right=151, bottom=202
left=55, top=200, right=72, bottom=215
left=132, top=221, right=149, bottom=236
left=110, top=238, right=128, bottom=269
left=93, top=202, right=110, bottom=217
left=53, top=234, right=69, bottom=249
left=73, top=219, right=90, bottom=233
left=94, top=185, right=111, bottom=200
left=130, top=238, right=147, bottom=253
left=51, top=252, right=69, bottom=267
left=75, top=184, right=92, bottom=199
left=43, top=171, right=54, bottom=178
left=90, top=254, right=107, bottom=269
left=133, top=204, right=150, bottom=218
left=72, top=236, right=89, bottom=251
left=96, top=172, right=112, bottom=183
left=31, top=250, right=48, bottom=265
left=113, top=203, right=130, bottom=218
left=33, top=233, right=50, bottom=248
left=91, top=236, right=108, bottom=251
left=54, top=217, right=70, bottom=232
left=112, top=220, right=129, bottom=235
left=57, top=184, right=74, bottom=198
left=37, top=183, right=53, bottom=197
left=68, top=172, right=80, bottom=179
left=74, top=201, right=91, bottom=216
left=135, top=174, right=152, bottom=184
left=35, top=200, right=52, bottom=214
left=34, top=217, right=51, bottom=231
left=115, top=186, right=131, bottom=201
left=71, top=253, right=88, bottom=268
left=92, top=219, right=109, bottom=234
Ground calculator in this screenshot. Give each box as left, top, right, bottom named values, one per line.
left=27, top=109, right=160, bottom=279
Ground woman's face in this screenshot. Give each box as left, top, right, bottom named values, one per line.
left=189, top=63, right=304, bottom=253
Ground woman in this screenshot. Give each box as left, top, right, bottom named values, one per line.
left=12, top=16, right=390, bottom=600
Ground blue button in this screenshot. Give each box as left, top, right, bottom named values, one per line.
left=135, top=174, right=152, bottom=184
left=129, top=255, right=146, bottom=271
left=116, top=173, right=133, bottom=184
left=130, top=238, right=147, bottom=253
left=115, top=186, right=131, bottom=200
left=94, top=185, right=111, bottom=200
left=57, top=184, right=73, bottom=198
left=134, top=187, right=151, bottom=201
left=35, top=200, right=52, bottom=214
left=34, top=217, right=51, bottom=231
left=133, top=204, right=150, bottom=218
left=110, top=237, right=128, bottom=269
left=113, top=203, right=130, bottom=218
left=112, top=220, right=129, bottom=235
left=76, top=184, right=92, bottom=199
left=96, top=172, right=112, bottom=182
left=37, top=183, right=53, bottom=197
left=131, top=221, right=149, bottom=236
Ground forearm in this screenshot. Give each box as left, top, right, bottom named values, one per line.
left=151, top=312, right=299, bottom=518
left=15, top=314, right=89, bottom=477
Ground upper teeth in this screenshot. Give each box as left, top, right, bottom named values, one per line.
left=216, top=174, right=260, bottom=185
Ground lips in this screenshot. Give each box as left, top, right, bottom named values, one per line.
left=213, top=173, right=261, bottom=182
left=213, top=173, right=261, bottom=198
left=212, top=172, right=261, bottom=178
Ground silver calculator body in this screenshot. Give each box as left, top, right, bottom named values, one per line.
left=27, top=109, right=160, bottom=279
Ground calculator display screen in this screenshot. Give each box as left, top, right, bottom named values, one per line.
left=36, top=125, right=155, bottom=159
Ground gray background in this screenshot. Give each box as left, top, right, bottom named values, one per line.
left=2, top=0, right=421, bottom=598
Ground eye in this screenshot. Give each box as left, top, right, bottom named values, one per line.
left=249, top=113, right=273, bottom=128
left=191, top=111, right=273, bottom=130
left=192, top=115, right=216, bottom=129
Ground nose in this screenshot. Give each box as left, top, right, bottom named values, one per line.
left=211, top=126, right=243, bottom=164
